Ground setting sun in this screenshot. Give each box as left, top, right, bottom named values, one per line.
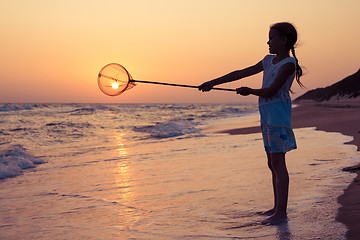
left=112, top=82, right=119, bottom=90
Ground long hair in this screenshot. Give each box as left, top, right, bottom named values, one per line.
left=270, top=22, right=304, bottom=88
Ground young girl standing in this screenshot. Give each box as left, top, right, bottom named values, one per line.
left=198, top=22, right=303, bottom=225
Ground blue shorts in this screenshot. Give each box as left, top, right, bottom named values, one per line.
left=261, top=123, right=297, bottom=153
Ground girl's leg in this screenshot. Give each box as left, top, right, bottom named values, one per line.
left=262, top=152, right=289, bottom=225
left=262, top=151, right=277, bottom=216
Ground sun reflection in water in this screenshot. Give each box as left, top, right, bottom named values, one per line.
left=114, top=133, right=131, bottom=193
left=115, top=133, right=128, bottom=157
left=113, top=132, right=140, bottom=226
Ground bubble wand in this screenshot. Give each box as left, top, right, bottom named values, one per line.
left=98, top=63, right=236, bottom=96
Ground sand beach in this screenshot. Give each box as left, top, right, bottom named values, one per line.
left=220, top=100, right=360, bottom=240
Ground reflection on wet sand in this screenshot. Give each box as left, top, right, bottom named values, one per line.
left=276, top=222, right=292, bottom=240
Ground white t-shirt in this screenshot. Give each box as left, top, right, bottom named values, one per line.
left=259, top=55, right=296, bottom=128
left=259, top=55, right=296, bottom=107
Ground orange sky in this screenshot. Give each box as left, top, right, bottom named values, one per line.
left=0, top=0, right=359, bottom=103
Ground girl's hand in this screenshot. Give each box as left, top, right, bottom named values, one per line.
left=198, top=81, right=214, bottom=92
left=236, top=87, right=252, bottom=96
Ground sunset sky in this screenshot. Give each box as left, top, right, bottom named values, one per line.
left=1, top=0, right=359, bottom=103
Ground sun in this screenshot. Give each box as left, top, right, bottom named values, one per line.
left=112, top=82, right=119, bottom=89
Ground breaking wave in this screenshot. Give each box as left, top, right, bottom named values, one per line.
left=0, top=145, right=45, bottom=180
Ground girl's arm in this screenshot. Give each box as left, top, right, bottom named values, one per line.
left=198, top=60, right=263, bottom=92
left=237, top=62, right=295, bottom=98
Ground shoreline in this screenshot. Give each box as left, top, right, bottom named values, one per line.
left=219, top=102, right=360, bottom=240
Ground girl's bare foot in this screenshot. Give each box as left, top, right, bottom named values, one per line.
left=261, top=208, right=276, bottom=216
left=261, top=213, right=288, bottom=225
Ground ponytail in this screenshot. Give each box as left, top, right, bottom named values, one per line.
left=291, top=47, right=304, bottom=88
left=271, top=22, right=304, bottom=88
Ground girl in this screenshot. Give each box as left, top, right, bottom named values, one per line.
left=198, top=22, right=303, bottom=225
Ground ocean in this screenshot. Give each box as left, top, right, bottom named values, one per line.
left=0, top=103, right=358, bottom=239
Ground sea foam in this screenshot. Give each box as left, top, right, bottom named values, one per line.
left=0, top=145, right=45, bottom=179
left=133, top=120, right=199, bottom=139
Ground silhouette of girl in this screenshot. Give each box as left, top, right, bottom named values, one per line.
left=199, top=22, right=303, bottom=225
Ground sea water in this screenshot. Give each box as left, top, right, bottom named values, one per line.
left=0, top=103, right=358, bottom=240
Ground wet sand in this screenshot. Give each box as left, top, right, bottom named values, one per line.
left=219, top=100, right=360, bottom=240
